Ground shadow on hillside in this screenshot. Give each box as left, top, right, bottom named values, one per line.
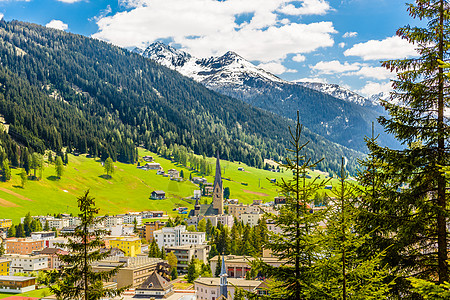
left=12, top=185, right=23, bottom=189
left=99, top=174, right=112, bottom=180
left=47, top=176, right=59, bottom=181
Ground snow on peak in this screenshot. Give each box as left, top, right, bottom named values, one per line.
left=295, top=81, right=378, bottom=107
left=139, top=42, right=285, bottom=87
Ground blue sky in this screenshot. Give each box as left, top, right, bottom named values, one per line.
left=0, top=0, right=421, bottom=97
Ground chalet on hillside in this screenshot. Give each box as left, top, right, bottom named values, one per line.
left=167, top=169, right=179, bottom=178
left=143, top=156, right=154, bottom=162
left=150, top=191, right=166, bottom=200
left=145, top=162, right=161, bottom=170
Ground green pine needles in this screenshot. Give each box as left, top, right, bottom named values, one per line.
left=45, top=191, right=127, bottom=300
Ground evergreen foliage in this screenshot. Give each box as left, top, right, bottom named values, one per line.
left=45, top=191, right=127, bottom=299
left=2, top=157, right=10, bottom=181
left=0, top=20, right=362, bottom=174
left=357, top=0, right=450, bottom=290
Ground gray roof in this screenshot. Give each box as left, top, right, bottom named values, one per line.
left=0, top=275, right=36, bottom=281
left=137, top=271, right=173, bottom=291
left=213, top=152, right=222, bottom=190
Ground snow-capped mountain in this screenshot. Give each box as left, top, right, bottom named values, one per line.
left=138, top=42, right=284, bottom=90
left=136, top=42, right=399, bottom=152
left=295, top=81, right=377, bottom=107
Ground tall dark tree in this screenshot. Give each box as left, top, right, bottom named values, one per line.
left=358, top=0, right=450, bottom=287
left=251, top=112, right=328, bottom=299
left=45, top=191, right=127, bottom=299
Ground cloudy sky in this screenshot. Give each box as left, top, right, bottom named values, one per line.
left=0, top=0, right=421, bottom=97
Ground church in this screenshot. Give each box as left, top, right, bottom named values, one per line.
left=189, top=152, right=224, bottom=217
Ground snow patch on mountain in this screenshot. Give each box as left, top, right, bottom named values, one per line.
left=295, top=81, right=377, bottom=107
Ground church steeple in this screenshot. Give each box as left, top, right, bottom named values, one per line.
left=219, top=254, right=228, bottom=298
left=212, top=152, right=224, bottom=215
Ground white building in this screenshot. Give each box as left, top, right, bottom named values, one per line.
left=153, top=225, right=206, bottom=249
left=104, top=216, right=123, bottom=227
left=4, top=254, right=48, bottom=274
left=30, top=231, right=56, bottom=241
left=109, top=224, right=135, bottom=236
left=238, top=213, right=263, bottom=227
left=40, top=218, right=69, bottom=230
left=122, top=213, right=142, bottom=226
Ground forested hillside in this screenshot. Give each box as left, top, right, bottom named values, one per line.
left=0, top=20, right=362, bottom=173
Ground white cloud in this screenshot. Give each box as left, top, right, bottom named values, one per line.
left=92, top=0, right=336, bottom=63
left=358, top=81, right=393, bottom=98
left=292, top=54, right=306, bottom=62
left=338, top=42, right=345, bottom=48
left=278, top=0, right=332, bottom=16
left=89, top=5, right=112, bottom=22
left=0, top=13, right=3, bottom=20
left=312, top=60, right=361, bottom=75
left=258, top=61, right=296, bottom=75
left=45, top=20, right=68, bottom=31
left=342, top=31, right=357, bottom=38
left=346, top=66, right=394, bottom=80
left=344, top=35, right=417, bottom=60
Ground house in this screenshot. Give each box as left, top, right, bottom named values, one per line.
left=151, top=211, right=164, bottom=218
left=134, top=271, right=174, bottom=298
left=0, top=276, right=36, bottom=294
left=145, top=163, right=161, bottom=170
left=167, top=169, right=179, bottom=178
left=151, top=191, right=166, bottom=200
left=192, top=177, right=207, bottom=185
left=143, top=156, right=154, bottom=162
left=37, top=248, right=68, bottom=269
left=238, top=167, right=245, bottom=171
left=108, top=236, right=142, bottom=257
left=195, top=277, right=264, bottom=300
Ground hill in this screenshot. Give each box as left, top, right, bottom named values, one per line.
left=0, top=20, right=362, bottom=174
left=0, top=149, right=338, bottom=223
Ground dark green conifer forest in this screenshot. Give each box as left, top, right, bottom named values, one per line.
left=0, top=20, right=361, bottom=173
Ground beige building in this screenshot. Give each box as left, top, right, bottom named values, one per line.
left=165, top=244, right=209, bottom=273
left=195, top=277, right=263, bottom=300
left=5, top=238, right=44, bottom=255
left=92, top=256, right=164, bottom=289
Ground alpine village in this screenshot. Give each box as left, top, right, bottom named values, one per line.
left=0, top=0, right=448, bottom=299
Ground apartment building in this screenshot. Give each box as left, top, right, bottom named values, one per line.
left=0, top=219, right=12, bottom=230
left=108, top=236, right=141, bottom=257
left=92, top=256, right=163, bottom=289
left=153, top=225, right=206, bottom=249
left=141, top=221, right=162, bottom=242
left=0, top=259, right=10, bottom=276
left=5, top=238, right=44, bottom=255
left=4, top=254, right=48, bottom=274
left=165, top=244, right=209, bottom=273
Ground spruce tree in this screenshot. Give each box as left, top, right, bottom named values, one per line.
left=55, top=156, right=64, bottom=179
left=250, top=111, right=328, bottom=299
left=312, top=157, right=391, bottom=299
left=358, top=0, right=450, bottom=286
left=45, top=191, right=126, bottom=299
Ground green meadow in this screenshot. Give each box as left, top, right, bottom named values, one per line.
left=0, top=148, right=338, bottom=223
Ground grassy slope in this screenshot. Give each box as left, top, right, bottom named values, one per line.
left=0, top=148, right=338, bottom=223
left=0, top=287, right=50, bottom=299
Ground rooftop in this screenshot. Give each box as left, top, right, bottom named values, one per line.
left=194, top=277, right=262, bottom=288
left=0, top=276, right=36, bottom=282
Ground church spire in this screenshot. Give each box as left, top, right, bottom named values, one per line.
left=219, top=254, right=228, bottom=298
left=213, top=151, right=222, bottom=190
left=212, top=151, right=224, bottom=215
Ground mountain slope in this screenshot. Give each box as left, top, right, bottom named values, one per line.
left=0, top=20, right=362, bottom=174
left=140, top=42, right=398, bottom=152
